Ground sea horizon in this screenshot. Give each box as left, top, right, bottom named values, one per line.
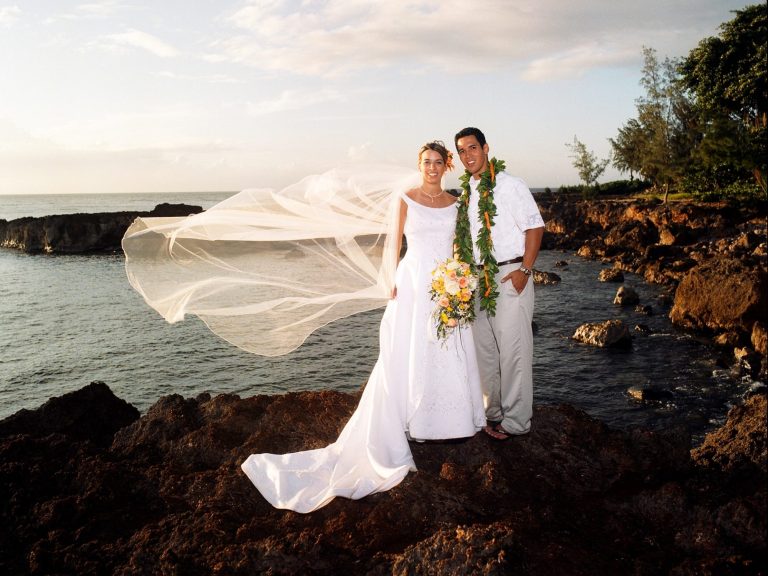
left=1, top=188, right=553, bottom=221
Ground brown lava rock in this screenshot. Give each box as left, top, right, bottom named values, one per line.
left=1, top=382, right=765, bottom=575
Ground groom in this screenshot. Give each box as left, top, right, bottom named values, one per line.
left=453, top=127, right=545, bottom=440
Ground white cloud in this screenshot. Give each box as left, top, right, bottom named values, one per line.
left=522, top=45, right=637, bottom=82
left=208, top=0, right=747, bottom=79
left=156, top=71, right=242, bottom=84
left=103, top=28, right=179, bottom=58
left=0, top=5, right=21, bottom=26
left=45, top=0, right=133, bottom=23
left=247, top=88, right=346, bottom=116
left=75, top=1, right=126, bottom=18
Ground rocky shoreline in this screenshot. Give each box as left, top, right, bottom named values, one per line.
left=537, top=195, right=768, bottom=379
left=1, top=196, right=766, bottom=573
left=3, top=195, right=765, bottom=374
left=0, top=382, right=765, bottom=575
left=0, top=203, right=203, bottom=253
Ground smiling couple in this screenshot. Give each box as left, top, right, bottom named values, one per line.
left=240, top=127, right=545, bottom=513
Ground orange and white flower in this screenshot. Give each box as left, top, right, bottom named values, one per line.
left=429, top=256, right=477, bottom=342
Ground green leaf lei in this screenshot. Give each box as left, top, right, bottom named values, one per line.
left=453, top=157, right=506, bottom=317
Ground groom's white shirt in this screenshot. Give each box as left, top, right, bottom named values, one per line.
left=467, top=171, right=545, bottom=263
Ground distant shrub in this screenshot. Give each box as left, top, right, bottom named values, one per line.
left=722, top=180, right=764, bottom=201
left=556, top=184, right=586, bottom=195
left=557, top=180, right=651, bottom=198
left=681, top=174, right=764, bottom=203
left=597, top=179, right=652, bottom=196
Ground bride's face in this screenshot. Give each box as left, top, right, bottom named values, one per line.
left=419, top=150, right=446, bottom=185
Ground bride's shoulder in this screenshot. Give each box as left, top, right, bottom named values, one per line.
left=402, top=189, right=422, bottom=206
left=404, top=188, right=420, bottom=200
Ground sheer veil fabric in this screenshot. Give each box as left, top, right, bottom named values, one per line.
left=122, top=165, right=420, bottom=356
left=122, top=164, right=484, bottom=513
left=239, top=194, right=485, bottom=513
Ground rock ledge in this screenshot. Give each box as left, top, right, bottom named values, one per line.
left=1, top=383, right=765, bottom=575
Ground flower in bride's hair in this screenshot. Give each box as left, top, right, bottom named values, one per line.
left=429, top=256, right=477, bottom=342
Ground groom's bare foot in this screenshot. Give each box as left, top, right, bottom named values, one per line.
left=483, top=424, right=513, bottom=441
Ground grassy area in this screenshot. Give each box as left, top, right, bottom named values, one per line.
left=633, top=190, right=693, bottom=202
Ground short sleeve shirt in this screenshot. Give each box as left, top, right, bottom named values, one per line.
left=468, top=171, right=545, bottom=263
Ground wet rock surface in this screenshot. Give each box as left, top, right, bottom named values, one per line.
left=598, top=267, right=624, bottom=282
left=573, top=319, right=633, bottom=348
left=0, top=203, right=203, bottom=253
left=1, top=383, right=764, bottom=575
left=538, top=195, right=768, bottom=377
left=670, top=256, right=768, bottom=334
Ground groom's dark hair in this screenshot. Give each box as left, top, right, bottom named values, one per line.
left=454, top=127, right=486, bottom=149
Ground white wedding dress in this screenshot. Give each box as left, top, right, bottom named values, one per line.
left=241, top=194, right=485, bottom=512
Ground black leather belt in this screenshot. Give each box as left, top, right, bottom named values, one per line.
left=476, top=256, right=523, bottom=270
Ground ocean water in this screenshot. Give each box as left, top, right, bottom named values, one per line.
left=0, top=191, right=234, bottom=221
left=0, top=193, right=753, bottom=443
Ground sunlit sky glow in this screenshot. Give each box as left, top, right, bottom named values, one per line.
left=0, top=0, right=754, bottom=195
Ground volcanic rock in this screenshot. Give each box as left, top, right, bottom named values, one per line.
left=0, top=203, right=203, bottom=253
left=572, top=319, right=632, bottom=348
left=628, top=385, right=674, bottom=402
left=532, top=269, right=561, bottom=285
left=598, top=267, right=624, bottom=282
left=670, top=256, right=768, bottom=334
left=1, top=383, right=765, bottom=575
left=613, top=285, right=640, bottom=306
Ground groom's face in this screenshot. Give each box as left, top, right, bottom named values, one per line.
left=456, top=136, right=489, bottom=178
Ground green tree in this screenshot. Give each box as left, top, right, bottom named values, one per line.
left=566, top=136, right=610, bottom=196
left=680, top=4, right=767, bottom=195
left=611, top=47, right=696, bottom=202
left=609, top=119, right=646, bottom=180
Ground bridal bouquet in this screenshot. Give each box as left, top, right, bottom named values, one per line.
left=429, top=257, right=478, bottom=341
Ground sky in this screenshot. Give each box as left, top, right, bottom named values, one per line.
left=0, top=0, right=756, bottom=195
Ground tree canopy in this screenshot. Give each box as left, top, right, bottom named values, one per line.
left=566, top=136, right=609, bottom=193
left=680, top=4, right=767, bottom=193
left=610, top=4, right=767, bottom=200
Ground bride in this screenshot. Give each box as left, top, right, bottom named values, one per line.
left=122, top=141, right=485, bottom=513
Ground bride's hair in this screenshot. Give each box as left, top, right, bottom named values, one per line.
left=418, top=140, right=454, bottom=171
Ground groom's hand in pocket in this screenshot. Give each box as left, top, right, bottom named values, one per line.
left=501, top=270, right=528, bottom=294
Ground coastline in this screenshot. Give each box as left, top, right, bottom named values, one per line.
left=0, top=381, right=764, bottom=574
left=1, top=196, right=766, bottom=572
left=0, top=202, right=203, bottom=254
left=1, top=195, right=765, bottom=420
left=537, top=194, right=767, bottom=381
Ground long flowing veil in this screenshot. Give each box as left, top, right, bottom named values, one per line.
left=122, top=165, right=420, bottom=356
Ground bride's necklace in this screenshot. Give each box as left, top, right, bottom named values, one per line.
left=421, top=186, right=443, bottom=204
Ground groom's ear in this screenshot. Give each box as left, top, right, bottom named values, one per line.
left=483, top=143, right=490, bottom=155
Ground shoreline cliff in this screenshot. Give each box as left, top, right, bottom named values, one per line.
left=0, top=382, right=765, bottom=574
left=0, top=203, right=203, bottom=253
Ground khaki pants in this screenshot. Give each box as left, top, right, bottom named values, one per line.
left=472, top=263, right=534, bottom=434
